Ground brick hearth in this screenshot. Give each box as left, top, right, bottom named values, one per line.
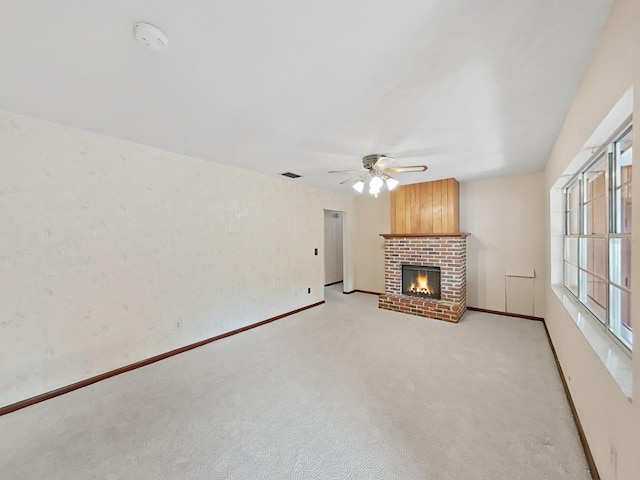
left=379, top=233, right=469, bottom=323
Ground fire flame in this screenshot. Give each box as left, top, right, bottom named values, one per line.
left=409, top=272, right=434, bottom=295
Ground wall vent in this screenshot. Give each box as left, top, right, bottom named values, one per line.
left=280, top=172, right=302, bottom=178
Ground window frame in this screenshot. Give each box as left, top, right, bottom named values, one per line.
left=562, top=121, right=633, bottom=352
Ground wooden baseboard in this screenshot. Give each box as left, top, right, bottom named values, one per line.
left=542, top=322, right=599, bottom=480
left=343, top=289, right=382, bottom=296
left=0, top=301, right=325, bottom=417
left=324, top=281, right=344, bottom=287
left=467, top=306, right=544, bottom=321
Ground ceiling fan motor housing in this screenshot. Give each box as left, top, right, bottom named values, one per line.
left=362, top=154, right=386, bottom=170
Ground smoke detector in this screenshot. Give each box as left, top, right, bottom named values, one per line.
left=134, top=23, right=168, bottom=52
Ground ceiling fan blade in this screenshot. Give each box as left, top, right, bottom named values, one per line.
left=340, top=175, right=364, bottom=185
left=373, top=155, right=394, bottom=170
left=329, top=169, right=365, bottom=174
left=387, top=165, right=428, bottom=173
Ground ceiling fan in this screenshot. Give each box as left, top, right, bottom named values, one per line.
left=329, top=154, right=428, bottom=195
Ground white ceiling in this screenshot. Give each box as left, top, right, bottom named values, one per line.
left=0, top=1, right=613, bottom=193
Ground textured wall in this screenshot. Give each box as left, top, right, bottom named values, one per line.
left=0, top=111, right=356, bottom=407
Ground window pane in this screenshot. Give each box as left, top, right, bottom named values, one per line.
left=564, top=238, right=578, bottom=265
left=620, top=164, right=632, bottom=186
left=610, top=238, right=631, bottom=289
left=580, top=238, right=606, bottom=277
left=567, top=211, right=579, bottom=234
left=615, top=129, right=632, bottom=187
left=564, top=263, right=578, bottom=295
left=579, top=271, right=606, bottom=322
left=585, top=196, right=606, bottom=234
left=585, top=156, right=607, bottom=200
left=614, top=184, right=632, bottom=233
left=567, top=183, right=580, bottom=211
left=566, top=182, right=580, bottom=234
left=610, top=285, right=632, bottom=348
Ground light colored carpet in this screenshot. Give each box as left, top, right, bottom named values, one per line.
left=0, top=285, right=589, bottom=479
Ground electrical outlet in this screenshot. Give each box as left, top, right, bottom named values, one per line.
left=174, top=319, right=181, bottom=330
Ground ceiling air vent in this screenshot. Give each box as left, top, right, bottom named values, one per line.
left=280, top=172, right=302, bottom=179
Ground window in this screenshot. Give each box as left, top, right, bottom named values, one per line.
left=563, top=124, right=633, bottom=350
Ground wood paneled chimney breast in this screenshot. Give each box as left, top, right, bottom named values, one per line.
left=390, top=178, right=459, bottom=234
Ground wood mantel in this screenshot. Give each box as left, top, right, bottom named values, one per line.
left=380, top=233, right=470, bottom=238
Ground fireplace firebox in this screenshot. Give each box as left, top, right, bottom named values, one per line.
left=402, top=265, right=441, bottom=300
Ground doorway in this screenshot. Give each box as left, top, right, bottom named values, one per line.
left=323, top=210, right=344, bottom=287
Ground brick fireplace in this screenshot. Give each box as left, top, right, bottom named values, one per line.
left=379, top=233, right=469, bottom=323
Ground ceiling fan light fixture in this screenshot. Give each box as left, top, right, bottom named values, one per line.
left=369, top=175, right=384, bottom=190
left=352, top=180, right=365, bottom=193
left=385, top=176, right=399, bottom=190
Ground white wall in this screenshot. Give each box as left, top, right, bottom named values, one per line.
left=0, top=111, right=357, bottom=407
left=460, top=172, right=546, bottom=316
left=543, top=0, right=639, bottom=479
left=354, top=194, right=389, bottom=293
